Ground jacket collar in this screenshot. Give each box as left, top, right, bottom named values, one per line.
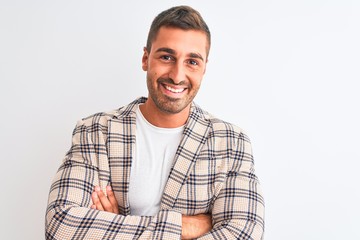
left=108, top=97, right=212, bottom=213
left=112, top=96, right=211, bottom=123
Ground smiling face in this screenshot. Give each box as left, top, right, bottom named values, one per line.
left=142, top=27, right=208, bottom=117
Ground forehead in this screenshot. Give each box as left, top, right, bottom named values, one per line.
left=151, top=27, right=208, bottom=57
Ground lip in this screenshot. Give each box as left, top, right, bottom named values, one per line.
left=160, top=83, right=188, bottom=98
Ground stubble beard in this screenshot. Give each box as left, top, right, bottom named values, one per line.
left=147, top=76, right=199, bottom=114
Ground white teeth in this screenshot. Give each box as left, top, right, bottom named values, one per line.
left=165, top=85, right=185, bottom=93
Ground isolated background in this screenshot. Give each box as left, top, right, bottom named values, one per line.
left=1, top=0, right=359, bottom=239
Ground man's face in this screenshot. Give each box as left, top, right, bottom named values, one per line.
left=142, top=27, right=208, bottom=114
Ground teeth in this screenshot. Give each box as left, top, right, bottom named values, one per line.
left=165, top=85, right=185, bottom=93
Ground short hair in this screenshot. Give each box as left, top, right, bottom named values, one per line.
left=146, top=5, right=211, bottom=56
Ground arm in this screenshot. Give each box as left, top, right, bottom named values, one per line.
left=181, top=214, right=212, bottom=239
left=197, top=132, right=265, bottom=240
left=91, top=185, right=212, bottom=240
left=87, top=131, right=264, bottom=240
left=45, top=120, right=182, bottom=239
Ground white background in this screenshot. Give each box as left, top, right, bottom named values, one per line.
left=1, top=0, right=359, bottom=239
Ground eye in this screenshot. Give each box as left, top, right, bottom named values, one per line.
left=160, top=55, right=173, bottom=61
left=188, top=59, right=199, bottom=66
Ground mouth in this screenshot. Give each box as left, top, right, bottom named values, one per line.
left=160, top=83, right=188, bottom=97
left=163, top=84, right=186, bottom=93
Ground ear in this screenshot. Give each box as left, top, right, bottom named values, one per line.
left=203, top=58, right=208, bottom=74
left=142, top=47, right=149, bottom=71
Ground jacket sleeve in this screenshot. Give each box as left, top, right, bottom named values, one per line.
left=197, top=132, right=265, bottom=240
left=45, top=120, right=182, bottom=240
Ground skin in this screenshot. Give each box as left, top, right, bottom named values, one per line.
left=140, top=27, right=208, bottom=128
left=91, top=186, right=119, bottom=214
left=92, top=27, right=212, bottom=239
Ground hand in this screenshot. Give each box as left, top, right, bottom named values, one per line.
left=181, top=213, right=212, bottom=239
left=91, top=185, right=119, bottom=214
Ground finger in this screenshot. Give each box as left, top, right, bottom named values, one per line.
left=92, top=191, right=104, bottom=211
left=95, top=186, right=114, bottom=213
left=91, top=204, right=96, bottom=210
left=106, top=185, right=119, bottom=214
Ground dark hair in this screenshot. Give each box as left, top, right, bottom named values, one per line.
left=146, top=6, right=211, bottom=56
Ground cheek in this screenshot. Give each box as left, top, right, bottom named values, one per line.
left=148, top=71, right=159, bottom=85
left=153, top=64, right=171, bottom=76
left=190, top=74, right=204, bottom=86
left=153, top=72, right=159, bottom=79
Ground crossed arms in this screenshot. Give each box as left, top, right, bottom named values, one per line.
left=45, top=114, right=264, bottom=239
left=91, top=185, right=211, bottom=239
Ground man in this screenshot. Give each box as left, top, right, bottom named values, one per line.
left=46, top=6, right=264, bottom=239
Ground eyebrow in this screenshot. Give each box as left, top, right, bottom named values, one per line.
left=155, top=47, right=204, bottom=62
left=155, top=47, right=175, bottom=55
left=189, top=52, right=204, bottom=61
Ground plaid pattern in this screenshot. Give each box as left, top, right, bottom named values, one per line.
left=46, top=97, right=264, bottom=239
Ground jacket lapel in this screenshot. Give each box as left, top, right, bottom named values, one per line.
left=107, top=99, right=142, bottom=215
left=161, top=107, right=211, bottom=209
left=107, top=98, right=211, bottom=214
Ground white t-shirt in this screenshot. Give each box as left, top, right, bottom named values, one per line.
left=128, top=106, right=184, bottom=216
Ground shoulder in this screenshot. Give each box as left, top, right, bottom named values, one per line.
left=193, top=103, right=250, bottom=142
left=74, top=97, right=145, bottom=131
left=79, top=110, right=119, bottom=127
left=194, top=106, right=255, bottom=171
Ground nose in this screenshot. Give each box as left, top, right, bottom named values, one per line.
left=168, top=62, right=186, bottom=84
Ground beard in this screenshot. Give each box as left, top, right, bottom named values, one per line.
left=146, top=76, right=200, bottom=114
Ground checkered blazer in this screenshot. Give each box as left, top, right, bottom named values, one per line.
left=46, top=97, right=264, bottom=239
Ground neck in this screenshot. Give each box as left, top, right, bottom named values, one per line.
left=139, top=99, right=190, bottom=128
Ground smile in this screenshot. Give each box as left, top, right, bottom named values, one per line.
left=163, top=84, right=186, bottom=93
